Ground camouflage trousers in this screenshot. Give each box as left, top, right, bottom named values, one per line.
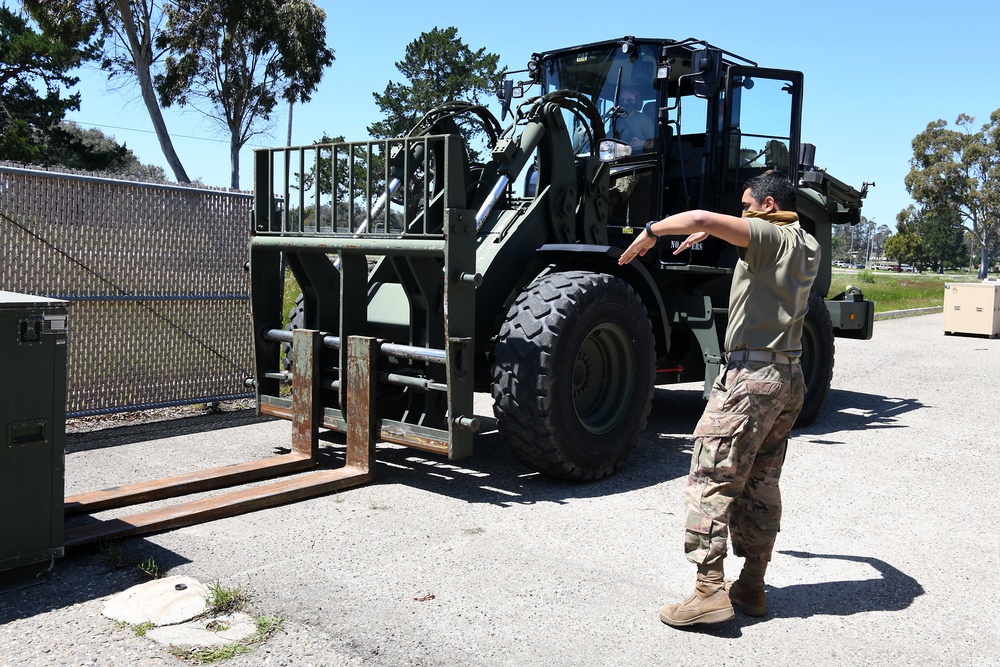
left=683, top=357, right=805, bottom=565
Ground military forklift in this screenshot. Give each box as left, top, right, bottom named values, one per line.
left=247, top=36, right=874, bottom=487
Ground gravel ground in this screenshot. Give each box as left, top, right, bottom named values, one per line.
left=2, top=311, right=999, bottom=666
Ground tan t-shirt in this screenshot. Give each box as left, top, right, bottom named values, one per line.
left=724, top=216, right=821, bottom=357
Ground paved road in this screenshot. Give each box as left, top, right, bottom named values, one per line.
left=2, top=312, right=998, bottom=666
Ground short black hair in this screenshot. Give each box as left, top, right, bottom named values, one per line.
left=743, top=171, right=796, bottom=212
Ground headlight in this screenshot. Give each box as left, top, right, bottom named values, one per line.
left=598, top=139, right=632, bottom=162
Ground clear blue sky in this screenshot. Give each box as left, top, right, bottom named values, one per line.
left=63, top=0, right=1000, bottom=230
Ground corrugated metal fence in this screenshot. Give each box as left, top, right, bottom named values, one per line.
left=0, top=163, right=255, bottom=417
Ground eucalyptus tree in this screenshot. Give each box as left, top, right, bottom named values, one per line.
left=155, top=0, right=334, bottom=189
left=905, top=112, right=1000, bottom=279
left=24, top=0, right=192, bottom=182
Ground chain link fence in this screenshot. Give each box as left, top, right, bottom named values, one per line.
left=0, top=163, right=255, bottom=417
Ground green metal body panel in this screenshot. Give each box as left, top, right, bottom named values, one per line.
left=0, top=291, right=66, bottom=588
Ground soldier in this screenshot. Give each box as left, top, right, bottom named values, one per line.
left=618, top=171, right=820, bottom=627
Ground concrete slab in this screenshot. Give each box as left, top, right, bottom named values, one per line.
left=145, top=612, right=257, bottom=648
left=101, top=575, right=209, bottom=626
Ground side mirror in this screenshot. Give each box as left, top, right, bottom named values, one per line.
left=497, top=79, right=524, bottom=121
left=691, top=48, right=722, bottom=99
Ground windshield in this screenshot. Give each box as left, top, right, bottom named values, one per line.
left=541, top=44, right=660, bottom=156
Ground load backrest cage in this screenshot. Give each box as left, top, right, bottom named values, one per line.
left=250, top=135, right=480, bottom=462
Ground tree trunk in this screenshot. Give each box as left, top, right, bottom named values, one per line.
left=230, top=136, right=240, bottom=190
left=113, top=0, right=190, bottom=183
left=980, top=243, right=991, bottom=279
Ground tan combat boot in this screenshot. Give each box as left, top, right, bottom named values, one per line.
left=659, top=562, right=734, bottom=627
left=727, top=557, right=767, bottom=617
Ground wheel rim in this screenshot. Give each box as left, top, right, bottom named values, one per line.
left=571, top=322, right=634, bottom=434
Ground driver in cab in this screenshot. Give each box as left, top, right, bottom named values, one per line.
left=614, top=87, right=655, bottom=154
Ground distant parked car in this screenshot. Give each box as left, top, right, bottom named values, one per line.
left=833, top=260, right=849, bottom=268
left=900, top=264, right=917, bottom=272
left=874, top=263, right=892, bottom=271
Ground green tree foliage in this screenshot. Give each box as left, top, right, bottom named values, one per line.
left=830, top=215, right=890, bottom=266
left=831, top=220, right=865, bottom=263
left=888, top=204, right=966, bottom=272
left=302, top=132, right=352, bottom=195
left=904, top=112, right=1000, bottom=278
left=25, top=0, right=193, bottom=182
left=0, top=4, right=95, bottom=163
left=883, top=230, right=919, bottom=267
left=369, top=27, right=503, bottom=161
left=870, top=221, right=893, bottom=264
left=155, top=0, right=334, bottom=189
left=49, top=122, right=167, bottom=178
left=292, top=133, right=382, bottom=231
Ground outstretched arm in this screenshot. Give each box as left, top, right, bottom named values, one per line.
left=617, top=210, right=751, bottom=265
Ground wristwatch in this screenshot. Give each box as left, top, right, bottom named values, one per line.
left=644, top=221, right=660, bottom=238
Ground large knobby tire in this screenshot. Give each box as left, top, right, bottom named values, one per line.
left=796, top=290, right=835, bottom=426
left=491, top=271, right=655, bottom=480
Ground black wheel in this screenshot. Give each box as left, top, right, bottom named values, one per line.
left=796, top=290, right=835, bottom=426
left=491, top=271, right=655, bottom=480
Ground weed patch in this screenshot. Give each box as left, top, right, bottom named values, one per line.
left=167, top=613, right=284, bottom=665
left=205, top=580, right=250, bottom=616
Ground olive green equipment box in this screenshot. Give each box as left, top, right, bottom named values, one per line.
left=0, top=291, right=68, bottom=590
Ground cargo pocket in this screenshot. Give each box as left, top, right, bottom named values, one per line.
left=745, top=380, right=781, bottom=396
left=692, top=412, right=749, bottom=480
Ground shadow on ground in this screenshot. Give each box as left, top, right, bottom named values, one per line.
left=666, top=551, right=924, bottom=638
left=265, top=385, right=708, bottom=507
left=60, top=383, right=924, bottom=515
left=766, top=551, right=925, bottom=618
left=66, top=410, right=274, bottom=453
left=0, top=539, right=190, bottom=624
left=798, top=388, right=925, bottom=445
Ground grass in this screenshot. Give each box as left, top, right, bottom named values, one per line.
left=98, top=540, right=166, bottom=580
left=829, top=270, right=995, bottom=313
left=169, top=642, right=252, bottom=664
left=105, top=574, right=281, bottom=665
left=204, top=580, right=251, bottom=616
left=282, top=270, right=300, bottom=326
left=162, top=581, right=282, bottom=664
left=170, top=604, right=285, bottom=665
left=133, top=621, right=155, bottom=637
left=166, top=611, right=284, bottom=665
left=138, top=556, right=163, bottom=579
left=98, top=540, right=131, bottom=569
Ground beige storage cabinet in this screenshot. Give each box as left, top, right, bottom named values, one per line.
left=943, top=282, right=1000, bottom=337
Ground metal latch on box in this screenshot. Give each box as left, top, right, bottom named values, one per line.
left=17, top=318, right=41, bottom=343
left=42, top=314, right=67, bottom=333
left=17, top=315, right=67, bottom=344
